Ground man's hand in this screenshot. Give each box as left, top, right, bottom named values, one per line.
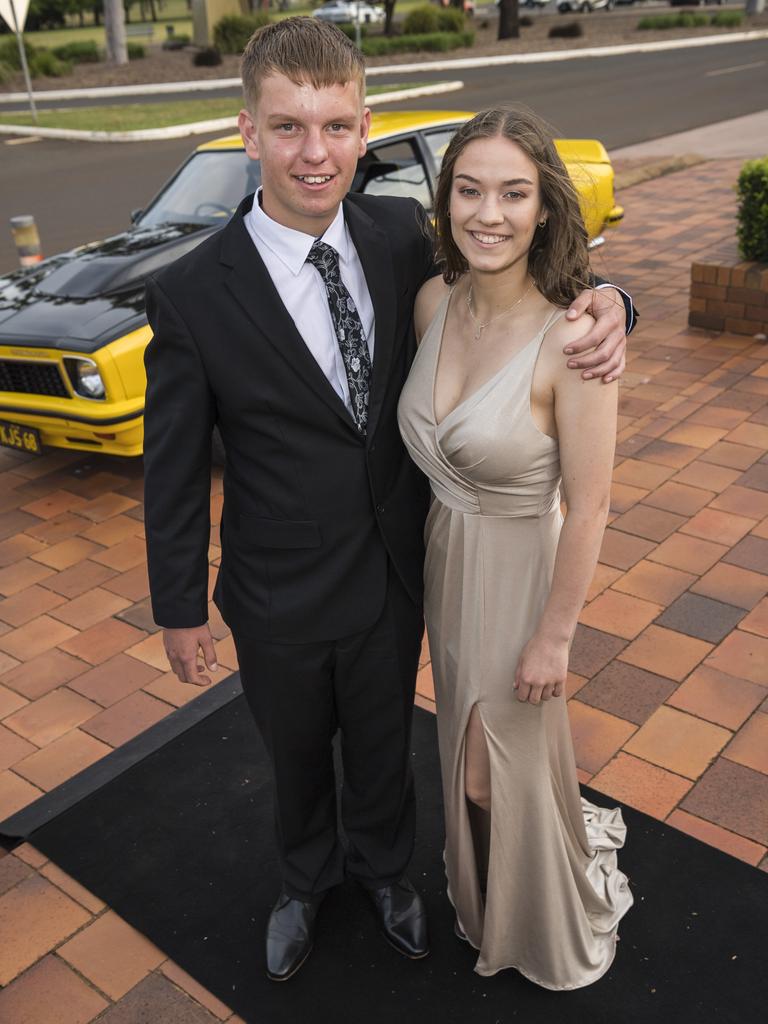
left=163, top=625, right=218, bottom=687
left=564, top=286, right=627, bottom=383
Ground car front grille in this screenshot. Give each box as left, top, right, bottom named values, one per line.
left=0, top=359, right=70, bottom=398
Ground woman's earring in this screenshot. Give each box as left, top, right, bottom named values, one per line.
left=538, top=219, right=547, bottom=228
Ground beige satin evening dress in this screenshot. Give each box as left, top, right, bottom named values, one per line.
left=398, top=293, right=633, bottom=989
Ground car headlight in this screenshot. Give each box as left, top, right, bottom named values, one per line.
left=64, top=357, right=106, bottom=400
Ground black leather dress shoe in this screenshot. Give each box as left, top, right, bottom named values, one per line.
left=365, top=878, right=429, bottom=959
left=265, top=892, right=322, bottom=981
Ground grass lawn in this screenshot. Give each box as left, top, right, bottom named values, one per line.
left=0, top=83, right=423, bottom=132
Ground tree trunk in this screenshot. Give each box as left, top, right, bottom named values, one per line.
left=383, top=0, right=397, bottom=36
left=105, top=0, right=129, bottom=64
left=498, top=0, right=519, bottom=40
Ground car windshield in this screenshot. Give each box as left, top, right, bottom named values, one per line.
left=137, top=150, right=261, bottom=229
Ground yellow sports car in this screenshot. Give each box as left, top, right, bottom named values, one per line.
left=0, top=111, right=623, bottom=458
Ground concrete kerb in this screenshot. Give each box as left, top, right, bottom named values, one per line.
left=0, top=29, right=766, bottom=106
left=0, top=81, right=464, bottom=144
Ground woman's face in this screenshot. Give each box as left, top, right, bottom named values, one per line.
left=449, top=134, right=546, bottom=277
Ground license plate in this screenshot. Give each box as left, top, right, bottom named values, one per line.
left=0, top=420, right=42, bottom=455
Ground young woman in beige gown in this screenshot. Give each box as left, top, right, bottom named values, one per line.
left=398, top=109, right=633, bottom=990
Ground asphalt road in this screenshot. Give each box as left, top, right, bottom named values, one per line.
left=1, top=37, right=766, bottom=273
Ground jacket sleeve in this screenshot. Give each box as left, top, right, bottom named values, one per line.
left=143, top=275, right=216, bottom=629
left=591, top=275, right=639, bottom=334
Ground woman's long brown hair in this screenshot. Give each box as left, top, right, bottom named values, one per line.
left=434, top=107, right=591, bottom=307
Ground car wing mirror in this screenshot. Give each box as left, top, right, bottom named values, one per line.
left=130, top=208, right=143, bottom=225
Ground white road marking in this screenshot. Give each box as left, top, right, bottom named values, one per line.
left=705, top=60, right=766, bottom=77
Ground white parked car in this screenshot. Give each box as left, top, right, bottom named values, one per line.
left=312, top=1, right=385, bottom=23
left=558, top=0, right=614, bottom=10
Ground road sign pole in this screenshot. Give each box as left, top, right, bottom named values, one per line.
left=8, top=0, right=37, bottom=125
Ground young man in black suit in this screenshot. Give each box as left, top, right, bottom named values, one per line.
left=143, top=17, right=632, bottom=983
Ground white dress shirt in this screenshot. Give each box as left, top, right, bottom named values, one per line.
left=244, top=190, right=375, bottom=416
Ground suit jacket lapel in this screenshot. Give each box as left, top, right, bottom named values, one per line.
left=343, top=198, right=396, bottom=446
left=220, top=197, right=359, bottom=435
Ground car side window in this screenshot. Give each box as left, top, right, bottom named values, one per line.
left=357, top=138, right=432, bottom=212
left=422, top=128, right=457, bottom=176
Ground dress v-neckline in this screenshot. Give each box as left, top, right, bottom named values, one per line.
left=431, top=288, right=555, bottom=432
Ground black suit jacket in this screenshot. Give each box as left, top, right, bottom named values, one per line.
left=143, top=193, right=434, bottom=643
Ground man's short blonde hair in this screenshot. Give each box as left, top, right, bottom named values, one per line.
left=241, top=17, right=366, bottom=113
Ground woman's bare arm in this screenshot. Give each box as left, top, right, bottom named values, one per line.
left=515, top=314, right=618, bottom=704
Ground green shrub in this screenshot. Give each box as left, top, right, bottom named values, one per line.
left=403, top=4, right=440, bottom=34
left=519, top=15, right=533, bottom=28
left=338, top=22, right=369, bottom=41
left=0, top=35, right=30, bottom=70
left=710, top=10, right=743, bottom=27
left=637, top=13, right=708, bottom=29
left=162, top=33, right=192, bottom=51
left=193, top=46, right=223, bottom=67
left=127, top=42, right=146, bottom=60
left=52, top=40, right=99, bottom=64
left=736, top=158, right=768, bottom=263
left=548, top=22, right=582, bottom=39
left=0, top=59, right=13, bottom=85
left=30, top=50, right=72, bottom=77
left=436, top=7, right=465, bottom=32
left=361, top=30, right=474, bottom=56
left=213, top=13, right=271, bottom=55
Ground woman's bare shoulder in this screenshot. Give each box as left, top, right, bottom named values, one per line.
left=414, top=275, right=452, bottom=344
left=539, top=309, right=595, bottom=371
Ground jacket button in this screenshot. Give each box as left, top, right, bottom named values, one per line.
left=376, top=504, right=384, bottom=514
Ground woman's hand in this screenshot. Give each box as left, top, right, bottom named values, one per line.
left=513, top=633, right=569, bottom=705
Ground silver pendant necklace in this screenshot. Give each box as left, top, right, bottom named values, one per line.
left=466, top=278, right=535, bottom=341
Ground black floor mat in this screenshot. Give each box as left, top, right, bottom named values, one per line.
left=21, top=694, right=767, bottom=1024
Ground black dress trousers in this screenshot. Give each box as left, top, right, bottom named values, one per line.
left=234, top=566, right=424, bottom=900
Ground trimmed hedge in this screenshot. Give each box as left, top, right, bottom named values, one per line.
left=710, top=11, right=743, bottom=27
left=127, top=42, right=146, bottom=60
left=737, top=158, right=768, bottom=263
left=361, top=30, right=474, bottom=56
left=338, top=22, right=369, bottom=40
left=437, top=7, right=466, bottom=32
left=638, top=13, right=708, bottom=29
left=0, top=59, right=14, bottom=85
left=51, top=40, right=99, bottom=64
left=403, top=5, right=439, bottom=33
left=0, top=37, right=71, bottom=77
left=214, top=13, right=271, bottom=55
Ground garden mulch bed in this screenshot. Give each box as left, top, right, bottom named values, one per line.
left=2, top=11, right=766, bottom=95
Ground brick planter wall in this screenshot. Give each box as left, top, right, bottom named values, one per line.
left=689, top=241, right=768, bottom=337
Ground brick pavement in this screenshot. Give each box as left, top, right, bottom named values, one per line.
left=1, top=157, right=767, bottom=1019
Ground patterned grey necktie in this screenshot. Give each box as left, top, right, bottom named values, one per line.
left=306, top=239, right=371, bottom=434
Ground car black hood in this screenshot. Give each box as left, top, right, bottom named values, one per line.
left=0, top=222, right=215, bottom=353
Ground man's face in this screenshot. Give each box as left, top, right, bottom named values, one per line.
left=239, top=73, right=370, bottom=236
